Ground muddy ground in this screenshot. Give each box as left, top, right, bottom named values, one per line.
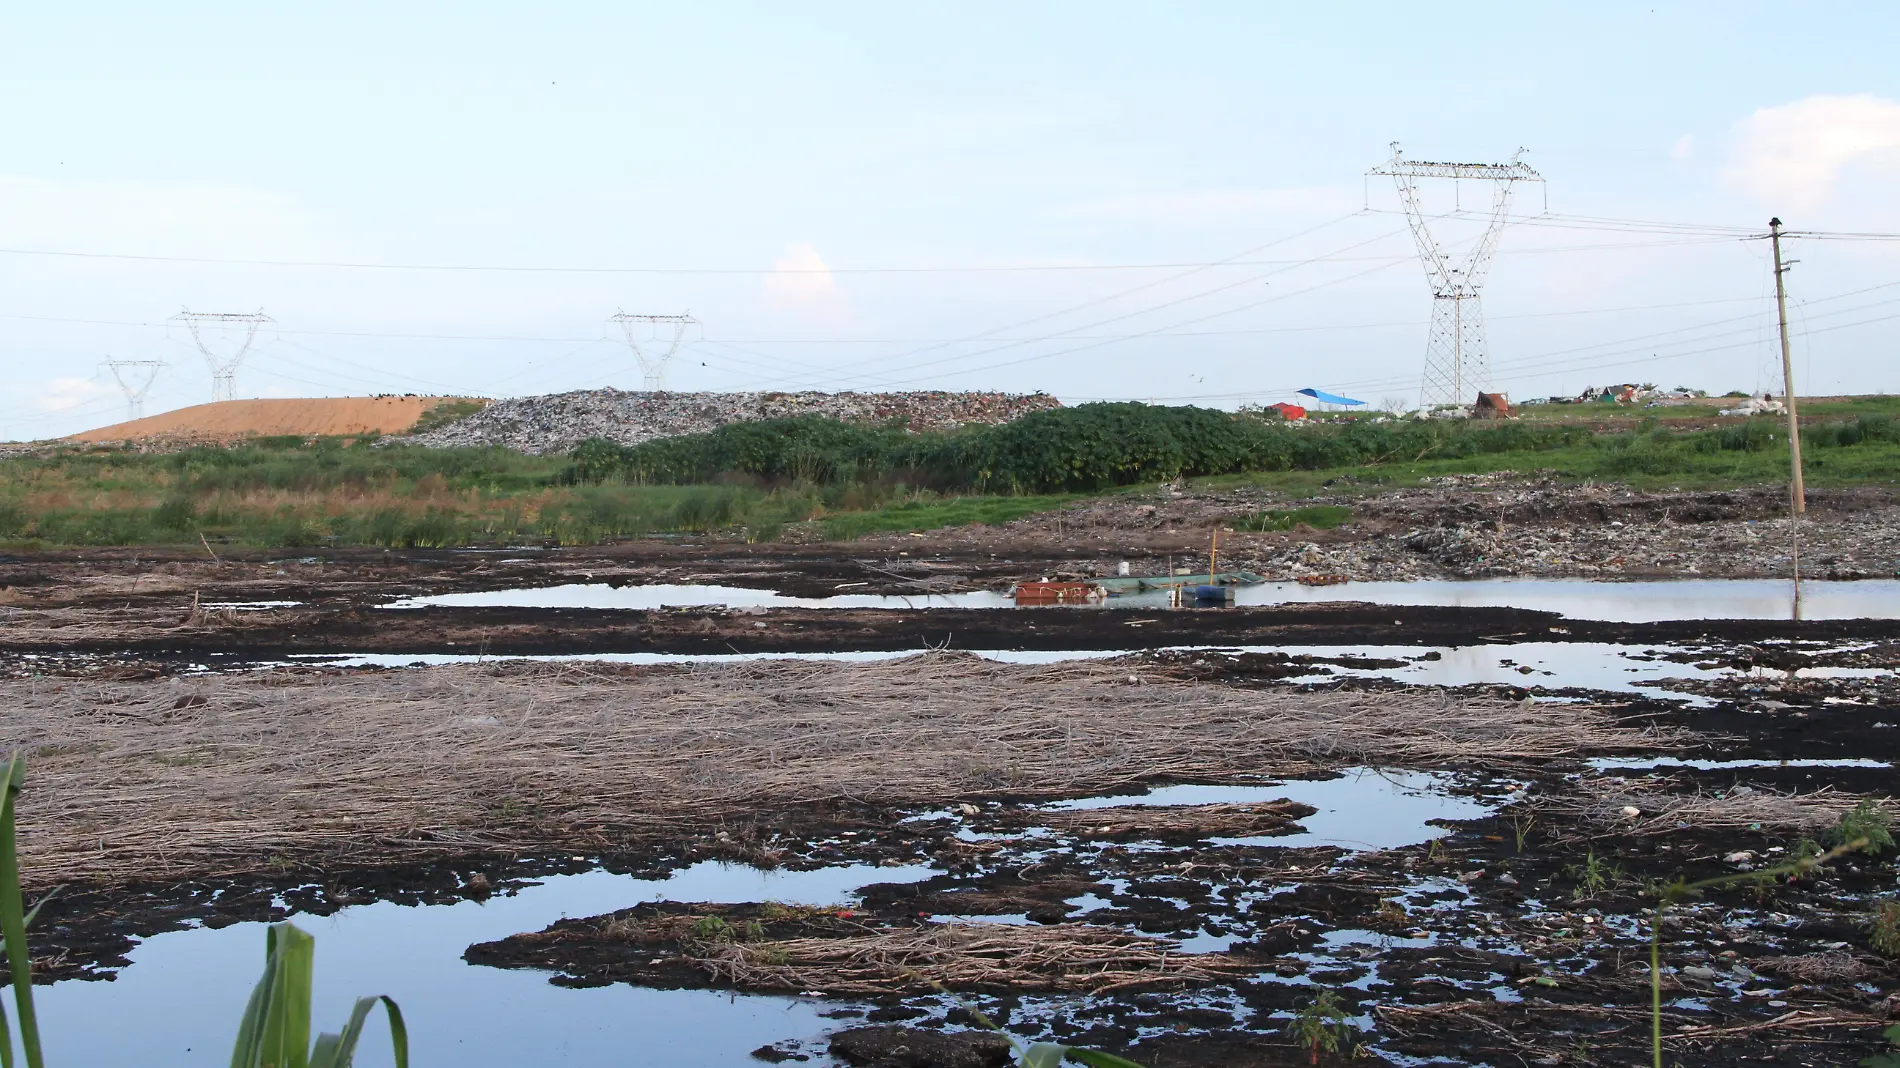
left=1, top=480, right=1895, bottom=613
left=0, top=480, right=1895, bottom=671
left=11, top=651, right=1897, bottom=1067
left=1, top=476, right=1896, bottom=1067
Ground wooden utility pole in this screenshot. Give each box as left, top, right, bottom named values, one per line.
left=1769, top=218, right=1806, bottom=514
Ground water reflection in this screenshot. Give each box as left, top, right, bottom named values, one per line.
left=34, top=860, right=934, bottom=1067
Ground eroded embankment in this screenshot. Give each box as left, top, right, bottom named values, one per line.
left=0, top=653, right=1669, bottom=889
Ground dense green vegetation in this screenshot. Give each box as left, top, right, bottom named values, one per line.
left=569, top=403, right=1607, bottom=492
left=1, top=401, right=1896, bottom=548
left=568, top=401, right=1900, bottom=495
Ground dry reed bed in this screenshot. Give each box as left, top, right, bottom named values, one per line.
left=1004, top=800, right=1317, bottom=839
left=1553, top=776, right=1879, bottom=835
left=0, top=653, right=1673, bottom=887
left=689, top=922, right=1246, bottom=995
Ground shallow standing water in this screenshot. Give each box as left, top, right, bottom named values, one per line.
left=34, top=861, right=933, bottom=1068
left=1230, top=577, right=1900, bottom=621
left=382, top=577, right=1900, bottom=621
left=34, top=769, right=1503, bottom=1066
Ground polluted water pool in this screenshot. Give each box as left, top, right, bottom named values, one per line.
left=1232, top=576, right=1900, bottom=621
left=291, top=640, right=1768, bottom=701
left=1041, top=768, right=1502, bottom=853
left=32, top=860, right=934, bottom=1068
left=382, top=583, right=1012, bottom=610
left=38, top=771, right=1500, bottom=1066
left=381, top=577, right=1900, bottom=620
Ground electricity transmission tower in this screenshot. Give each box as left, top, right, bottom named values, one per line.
left=1369, top=144, right=1543, bottom=408
left=172, top=309, right=273, bottom=402
left=609, top=311, right=698, bottom=391
left=102, top=359, right=166, bottom=421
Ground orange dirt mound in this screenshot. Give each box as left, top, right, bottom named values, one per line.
left=70, top=397, right=475, bottom=444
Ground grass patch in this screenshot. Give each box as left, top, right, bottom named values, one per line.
left=4, top=400, right=1897, bottom=549
left=408, top=397, right=489, bottom=435
left=819, top=495, right=1078, bottom=540
left=1201, top=431, right=1900, bottom=496
left=1233, top=505, right=1352, bottom=532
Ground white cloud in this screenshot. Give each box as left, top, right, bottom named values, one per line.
left=37, top=376, right=113, bottom=412
left=1727, top=94, right=1900, bottom=210
left=1668, top=134, right=1695, bottom=162
left=762, top=243, right=850, bottom=323
left=1058, top=187, right=1359, bottom=228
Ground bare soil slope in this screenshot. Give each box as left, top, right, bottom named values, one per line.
left=70, top=396, right=473, bottom=443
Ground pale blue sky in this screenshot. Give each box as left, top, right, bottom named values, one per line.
left=4, top=3, right=1898, bottom=438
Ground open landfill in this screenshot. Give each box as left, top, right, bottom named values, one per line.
left=67, top=396, right=474, bottom=445
left=403, top=388, right=1063, bottom=454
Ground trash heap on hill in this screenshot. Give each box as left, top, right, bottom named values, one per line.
left=402, top=389, right=1062, bottom=454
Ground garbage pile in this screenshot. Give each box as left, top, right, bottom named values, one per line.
left=402, top=389, right=1063, bottom=454
left=1718, top=393, right=1789, bottom=417
left=1526, top=384, right=1710, bottom=406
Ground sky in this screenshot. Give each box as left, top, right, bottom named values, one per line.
left=4, top=2, right=1899, bottom=440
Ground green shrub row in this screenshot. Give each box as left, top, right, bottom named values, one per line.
left=566, top=404, right=1601, bottom=493
left=567, top=404, right=1900, bottom=494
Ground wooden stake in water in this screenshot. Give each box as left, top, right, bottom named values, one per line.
left=1209, top=528, right=1219, bottom=584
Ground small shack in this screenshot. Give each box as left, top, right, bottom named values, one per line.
left=1474, top=392, right=1512, bottom=419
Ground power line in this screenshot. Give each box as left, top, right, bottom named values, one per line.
left=1075, top=277, right=1900, bottom=404
left=755, top=225, right=1417, bottom=392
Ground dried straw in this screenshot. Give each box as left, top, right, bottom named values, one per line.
left=1014, top=800, right=1315, bottom=839
left=1757, top=952, right=1882, bottom=984
left=1552, top=776, right=1879, bottom=835
left=0, top=652, right=1668, bottom=887
left=687, top=921, right=1247, bottom=995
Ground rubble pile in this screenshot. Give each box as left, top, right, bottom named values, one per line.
left=403, top=389, right=1062, bottom=455
left=852, top=475, right=1900, bottom=582
left=1272, top=480, right=1900, bottom=580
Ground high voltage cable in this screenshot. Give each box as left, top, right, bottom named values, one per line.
left=1076, top=281, right=1900, bottom=405
left=751, top=222, right=1425, bottom=392
left=0, top=290, right=1773, bottom=346
left=860, top=251, right=1427, bottom=392
left=9, top=215, right=1896, bottom=412
left=0, top=227, right=1776, bottom=276
left=753, top=213, right=1371, bottom=389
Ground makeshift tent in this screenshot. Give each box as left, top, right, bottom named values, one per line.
left=1474, top=392, right=1512, bottom=419
left=1296, top=389, right=1366, bottom=407
left=1266, top=402, right=1306, bottom=420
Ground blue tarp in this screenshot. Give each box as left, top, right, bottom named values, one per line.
left=1296, top=388, right=1367, bottom=406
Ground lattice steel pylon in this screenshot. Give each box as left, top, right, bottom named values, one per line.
left=609, top=311, right=698, bottom=391
left=1368, top=144, right=1543, bottom=408
left=102, top=358, right=166, bottom=421
left=172, top=309, right=273, bottom=402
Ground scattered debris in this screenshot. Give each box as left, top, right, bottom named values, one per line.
left=402, top=389, right=1061, bottom=454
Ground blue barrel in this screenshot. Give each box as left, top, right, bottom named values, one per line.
left=1192, top=584, right=1233, bottom=603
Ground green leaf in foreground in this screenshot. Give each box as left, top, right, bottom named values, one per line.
left=230, top=922, right=407, bottom=1068
left=1020, top=1043, right=1147, bottom=1068
left=0, top=756, right=45, bottom=1068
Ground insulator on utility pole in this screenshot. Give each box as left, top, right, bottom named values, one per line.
left=1768, top=219, right=1806, bottom=516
